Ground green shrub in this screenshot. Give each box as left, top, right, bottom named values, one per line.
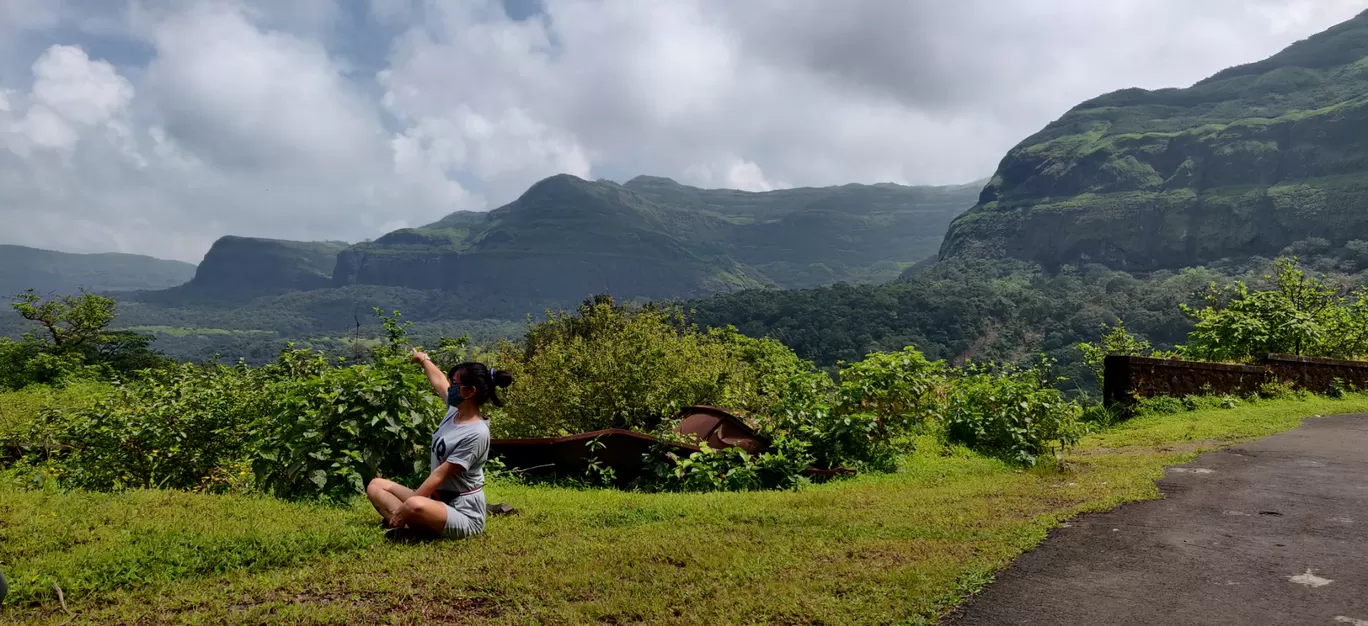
left=250, top=347, right=441, bottom=502
left=1179, top=258, right=1368, bottom=362
left=639, top=436, right=812, bottom=492
left=942, top=358, right=1084, bottom=466
left=1079, top=401, right=1126, bottom=428
left=492, top=296, right=813, bottom=438
left=57, top=362, right=269, bottom=491
left=1258, top=378, right=1298, bottom=399
left=758, top=346, right=945, bottom=472
left=251, top=312, right=445, bottom=502
left=0, top=380, right=109, bottom=457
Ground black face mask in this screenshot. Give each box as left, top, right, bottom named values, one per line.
left=448, top=385, right=466, bottom=408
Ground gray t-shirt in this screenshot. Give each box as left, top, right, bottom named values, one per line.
left=429, top=404, right=490, bottom=526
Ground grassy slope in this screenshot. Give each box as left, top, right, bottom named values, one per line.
left=3, top=395, right=1367, bottom=624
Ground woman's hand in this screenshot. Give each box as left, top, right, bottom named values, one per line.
left=411, top=348, right=431, bottom=364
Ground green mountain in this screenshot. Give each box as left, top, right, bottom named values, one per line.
left=333, top=174, right=769, bottom=302
left=0, top=244, right=196, bottom=296
left=333, top=173, right=982, bottom=303
left=150, top=236, right=350, bottom=302
left=622, top=176, right=985, bottom=287
left=940, top=9, right=1368, bottom=270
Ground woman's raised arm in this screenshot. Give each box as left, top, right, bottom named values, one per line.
left=411, top=349, right=450, bottom=400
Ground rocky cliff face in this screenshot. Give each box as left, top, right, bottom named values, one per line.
left=940, top=10, right=1368, bottom=271
left=173, top=236, right=350, bottom=298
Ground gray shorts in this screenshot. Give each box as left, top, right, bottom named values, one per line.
left=438, top=490, right=487, bottom=539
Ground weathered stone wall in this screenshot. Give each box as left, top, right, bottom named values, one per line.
left=1265, top=354, right=1368, bottom=394
left=1103, top=355, right=1270, bottom=408
left=1103, top=353, right=1368, bottom=410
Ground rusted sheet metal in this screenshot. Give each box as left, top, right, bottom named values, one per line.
left=489, top=406, right=856, bottom=484
left=672, top=405, right=767, bottom=454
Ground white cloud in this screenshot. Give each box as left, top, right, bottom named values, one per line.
left=141, top=2, right=384, bottom=176
left=5, top=45, right=134, bottom=154
left=0, top=1, right=478, bottom=262
left=0, top=0, right=1365, bottom=261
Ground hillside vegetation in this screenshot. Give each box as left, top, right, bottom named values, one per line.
left=941, top=9, right=1368, bottom=271
left=690, top=241, right=1368, bottom=390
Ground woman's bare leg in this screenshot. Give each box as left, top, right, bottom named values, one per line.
left=366, top=477, right=416, bottom=524
left=393, top=497, right=450, bottom=537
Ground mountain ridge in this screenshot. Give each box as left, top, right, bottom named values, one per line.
left=940, top=9, right=1368, bottom=271
left=0, top=244, right=197, bottom=297
left=328, top=173, right=983, bottom=302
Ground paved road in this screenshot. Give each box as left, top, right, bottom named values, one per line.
left=944, top=413, right=1368, bottom=626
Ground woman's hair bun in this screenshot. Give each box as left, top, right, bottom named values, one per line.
left=491, top=368, right=514, bottom=389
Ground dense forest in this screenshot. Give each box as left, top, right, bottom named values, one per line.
left=689, top=238, right=1368, bottom=391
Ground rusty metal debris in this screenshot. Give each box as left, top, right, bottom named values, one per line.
left=673, top=405, right=767, bottom=454
left=489, top=405, right=854, bottom=485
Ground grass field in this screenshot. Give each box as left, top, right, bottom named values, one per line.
left=3, top=394, right=1367, bottom=625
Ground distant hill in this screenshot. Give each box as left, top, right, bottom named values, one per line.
left=0, top=244, right=196, bottom=297
left=145, top=236, right=350, bottom=302
left=622, top=176, right=985, bottom=288
left=940, top=9, right=1368, bottom=271
left=332, top=173, right=983, bottom=304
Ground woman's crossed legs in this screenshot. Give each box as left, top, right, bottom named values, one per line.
left=366, top=477, right=448, bottom=537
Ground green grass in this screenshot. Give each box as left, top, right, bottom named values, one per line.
left=3, top=394, right=1368, bottom=624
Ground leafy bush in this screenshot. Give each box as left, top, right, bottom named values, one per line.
left=1132, top=393, right=1246, bottom=417
left=639, top=436, right=812, bottom=492
left=942, top=358, right=1084, bottom=466
left=20, top=309, right=449, bottom=502
left=1079, top=401, right=1127, bottom=428
left=492, top=296, right=811, bottom=438
left=799, top=347, right=945, bottom=472
left=1180, top=258, right=1368, bottom=362
left=57, top=362, right=270, bottom=491
left=0, top=380, right=109, bottom=456
left=1257, top=378, right=1306, bottom=400
left=251, top=347, right=441, bottom=502
left=251, top=312, right=445, bottom=502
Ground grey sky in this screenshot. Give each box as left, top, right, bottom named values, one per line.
left=0, top=0, right=1364, bottom=262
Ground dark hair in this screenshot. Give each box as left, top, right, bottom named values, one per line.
left=446, top=362, right=514, bottom=408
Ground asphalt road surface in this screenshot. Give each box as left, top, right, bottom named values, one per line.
left=944, top=413, right=1368, bottom=626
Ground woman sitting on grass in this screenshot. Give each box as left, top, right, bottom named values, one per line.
left=365, top=349, right=513, bottom=539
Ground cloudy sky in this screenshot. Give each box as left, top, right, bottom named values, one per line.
left=1, top=0, right=1365, bottom=262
